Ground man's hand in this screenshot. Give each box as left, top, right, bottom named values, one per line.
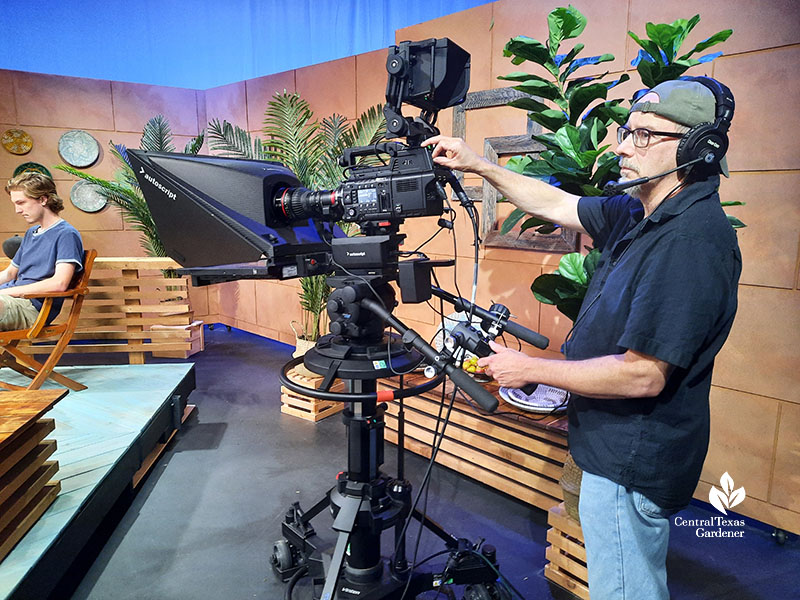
left=423, top=135, right=487, bottom=174
left=477, top=341, right=535, bottom=389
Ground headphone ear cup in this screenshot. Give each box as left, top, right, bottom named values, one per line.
left=676, top=123, right=728, bottom=167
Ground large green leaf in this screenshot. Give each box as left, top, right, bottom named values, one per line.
left=556, top=43, right=585, bottom=69
left=527, top=109, right=569, bottom=133
left=553, top=125, right=582, bottom=163
left=567, top=83, right=609, bottom=124
left=504, top=36, right=552, bottom=66
left=514, top=79, right=562, bottom=100
left=627, top=31, right=664, bottom=66
left=560, top=53, right=615, bottom=82
left=547, top=5, right=587, bottom=56
left=497, top=72, right=551, bottom=84
left=678, top=29, right=733, bottom=60
left=583, top=100, right=629, bottom=127
left=583, top=249, right=601, bottom=279
left=499, top=206, right=529, bottom=235
left=508, top=96, right=550, bottom=113
left=519, top=215, right=552, bottom=234
left=558, top=252, right=588, bottom=285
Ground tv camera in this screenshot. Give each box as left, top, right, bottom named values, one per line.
left=129, top=38, right=548, bottom=600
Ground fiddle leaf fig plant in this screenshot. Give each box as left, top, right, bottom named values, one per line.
left=532, top=249, right=600, bottom=322
left=629, top=15, right=732, bottom=88
left=498, top=5, right=629, bottom=236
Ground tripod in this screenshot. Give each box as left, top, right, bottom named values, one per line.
left=275, top=269, right=510, bottom=600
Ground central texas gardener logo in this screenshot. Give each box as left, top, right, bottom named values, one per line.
left=708, top=472, right=746, bottom=515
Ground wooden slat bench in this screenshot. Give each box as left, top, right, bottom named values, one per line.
left=0, top=257, right=202, bottom=364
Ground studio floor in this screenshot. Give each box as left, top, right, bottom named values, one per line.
left=56, top=327, right=798, bottom=600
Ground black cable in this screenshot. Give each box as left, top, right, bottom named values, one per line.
left=284, top=564, right=308, bottom=600
left=466, top=549, right=528, bottom=600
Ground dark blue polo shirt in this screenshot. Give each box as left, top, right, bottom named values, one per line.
left=564, top=175, right=741, bottom=510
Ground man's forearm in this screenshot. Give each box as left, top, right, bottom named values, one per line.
left=473, top=159, right=583, bottom=231
left=509, top=352, right=670, bottom=400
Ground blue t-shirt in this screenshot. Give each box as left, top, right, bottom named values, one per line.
left=2, top=220, right=84, bottom=318
left=564, top=176, right=741, bottom=510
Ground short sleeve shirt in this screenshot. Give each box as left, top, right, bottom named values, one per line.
left=2, top=220, right=84, bottom=318
left=564, top=176, right=741, bottom=510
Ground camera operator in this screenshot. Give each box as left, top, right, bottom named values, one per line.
left=424, top=78, right=742, bottom=600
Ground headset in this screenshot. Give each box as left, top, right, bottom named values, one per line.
left=675, top=75, right=735, bottom=172
left=604, top=76, right=735, bottom=195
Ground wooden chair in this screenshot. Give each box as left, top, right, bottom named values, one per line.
left=0, top=249, right=97, bottom=391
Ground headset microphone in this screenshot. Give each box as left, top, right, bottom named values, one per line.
left=603, top=155, right=708, bottom=195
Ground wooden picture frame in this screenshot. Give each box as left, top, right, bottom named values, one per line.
left=452, top=88, right=579, bottom=253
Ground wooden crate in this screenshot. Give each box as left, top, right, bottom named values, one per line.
left=150, top=320, right=205, bottom=358
left=545, top=502, right=589, bottom=600
left=280, top=368, right=345, bottom=422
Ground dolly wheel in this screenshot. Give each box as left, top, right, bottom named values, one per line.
left=772, top=528, right=788, bottom=545
left=272, top=539, right=294, bottom=570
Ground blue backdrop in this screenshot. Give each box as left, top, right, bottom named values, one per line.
left=1, top=0, right=493, bottom=89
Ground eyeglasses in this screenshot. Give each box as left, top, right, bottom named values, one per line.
left=617, top=126, right=684, bottom=149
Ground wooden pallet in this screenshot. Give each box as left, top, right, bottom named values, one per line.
left=280, top=368, right=345, bottom=422
left=545, top=502, right=589, bottom=599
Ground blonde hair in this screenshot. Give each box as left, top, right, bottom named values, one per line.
left=5, top=172, right=64, bottom=214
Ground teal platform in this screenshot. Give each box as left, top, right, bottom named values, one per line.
left=0, top=363, right=195, bottom=600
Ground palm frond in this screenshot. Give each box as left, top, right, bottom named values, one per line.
left=262, top=92, right=325, bottom=186
left=184, top=131, right=205, bottom=155
left=207, top=119, right=266, bottom=159
left=345, top=104, right=387, bottom=150
left=140, top=114, right=176, bottom=153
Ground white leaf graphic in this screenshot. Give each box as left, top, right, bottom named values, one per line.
left=720, top=472, right=734, bottom=495
left=709, top=487, right=728, bottom=515
left=728, top=487, right=746, bottom=509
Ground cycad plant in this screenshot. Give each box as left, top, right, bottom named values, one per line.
left=207, top=92, right=386, bottom=341
left=55, top=115, right=204, bottom=257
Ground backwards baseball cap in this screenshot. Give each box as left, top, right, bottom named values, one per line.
left=630, top=79, right=729, bottom=176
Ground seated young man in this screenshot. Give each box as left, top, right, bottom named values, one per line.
left=0, top=172, right=84, bottom=331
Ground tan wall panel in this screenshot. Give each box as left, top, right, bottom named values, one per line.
left=397, top=3, right=495, bottom=94
left=112, top=82, right=200, bottom=135
left=492, top=0, right=630, bottom=81
left=771, top=402, right=800, bottom=512
left=254, top=280, right=303, bottom=334
left=296, top=56, right=356, bottom=121
left=713, top=47, right=800, bottom=173
left=79, top=230, right=147, bottom=257
left=0, top=71, right=17, bottom=123
left=628, top=0, right=800, bottom=61
left=15, top=72, right=114, bottom=130
left=701, top=387, right=779, bottom=502
left=713, top=286, right=800, bottom=403
left=188, top=283, right=209, bottom=318
left=234, top=279, right=257, bottom=325
left=464, top=105, right=530, bottom=159
left=355, top=49, right=388, bottom=117
left=245, top=70, right=296, bottom=132
left=719, top=172, right=800, bottom=290
left=205, top=81, right=248, bottom=131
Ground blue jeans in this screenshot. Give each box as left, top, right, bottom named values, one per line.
left=578, top=471, right=674, bottom=600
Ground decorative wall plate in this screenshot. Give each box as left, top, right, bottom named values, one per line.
left=13, top=162, right=52, bottom=179
left=2, top=129, right=33, bottom=155
left=58, top=129, right=100, bottom=167
left=70, top=179, right=107, bottom=213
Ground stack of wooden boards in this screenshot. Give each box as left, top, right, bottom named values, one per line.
left=0, top=390, right=66, bottom=562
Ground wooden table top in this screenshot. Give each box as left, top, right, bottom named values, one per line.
left=0, top=389, right=69, bottom=449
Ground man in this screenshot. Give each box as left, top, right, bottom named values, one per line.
left=424, top=78, right=741, bottom=599
left=1, top=172, right=84, bottom=331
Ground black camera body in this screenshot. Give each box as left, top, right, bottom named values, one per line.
left=273, top=143, right=448, bottom=225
